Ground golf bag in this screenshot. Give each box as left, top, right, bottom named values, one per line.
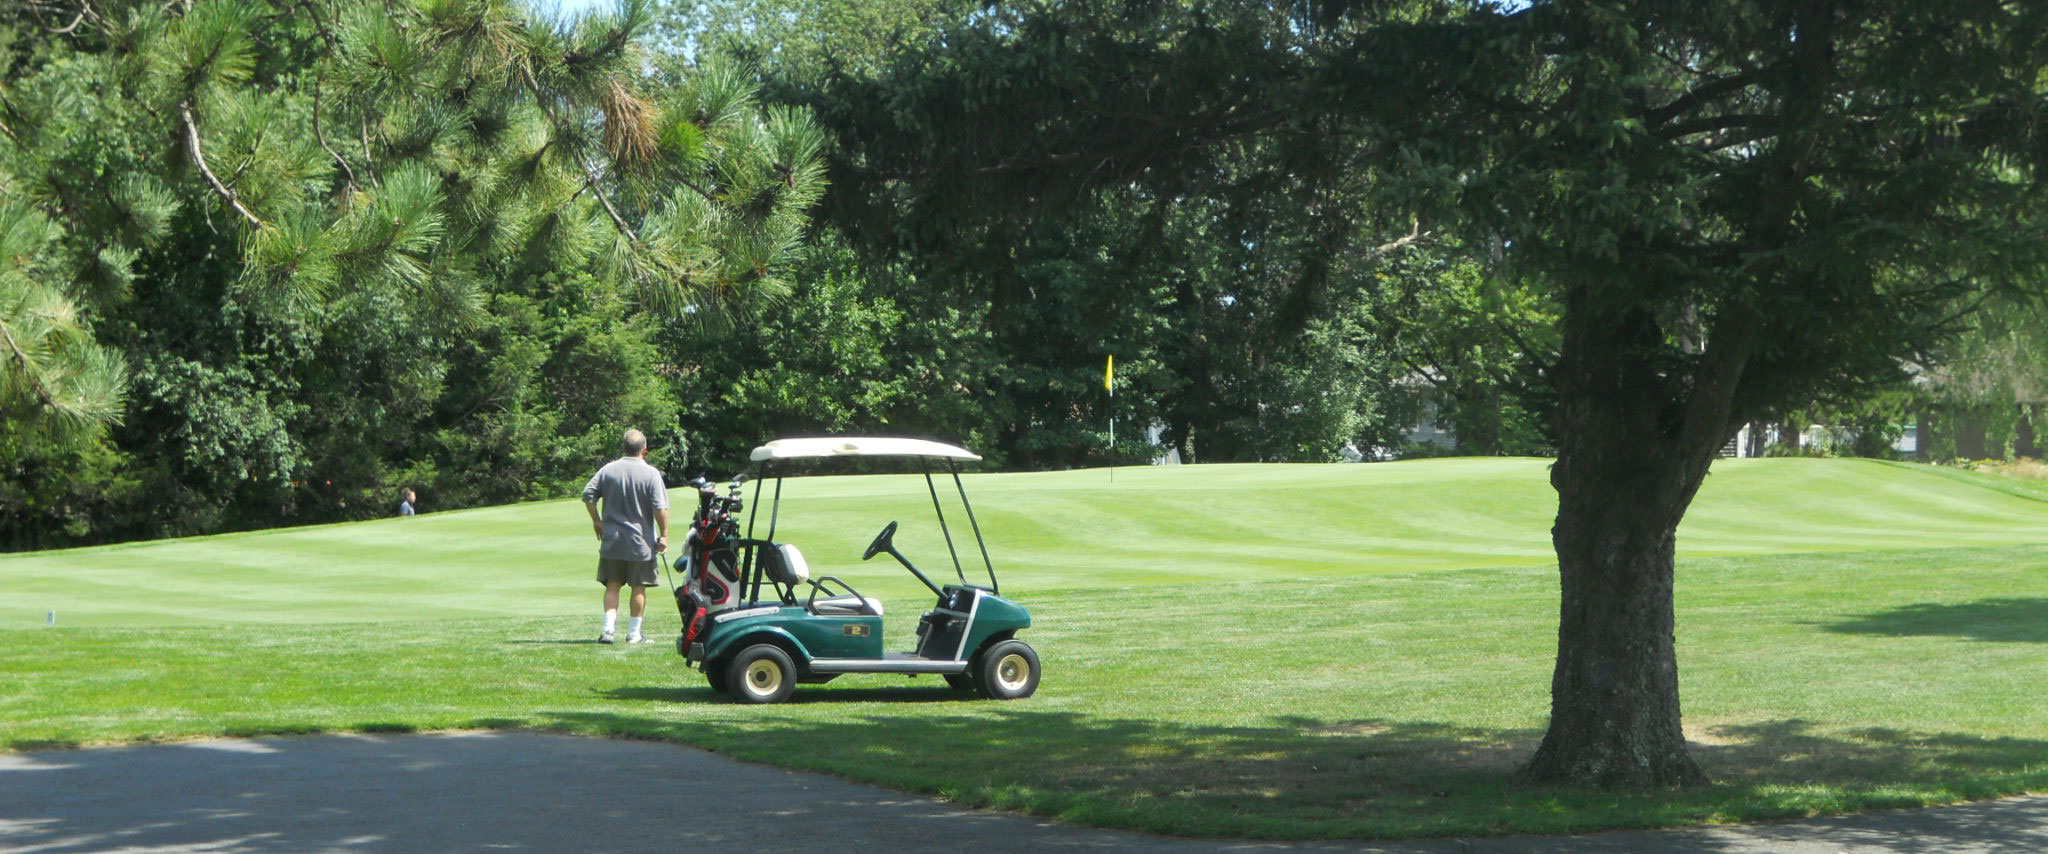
left=677, top=475, right=746, bottom=650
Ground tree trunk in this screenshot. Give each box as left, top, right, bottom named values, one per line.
left=1524, top=462, right=1708, bottom=787
left=1918, top=411, right=1938, bottom=462
left=1955, top=409, right=1989, bottom=460
left=1518, top=300, right=1714, bottom=789
left=1521, top=428, right=1712, bottom=787
left=1460, top=388, right=1503, bottom=455
left=2015, top=404, right=2038, bottom=461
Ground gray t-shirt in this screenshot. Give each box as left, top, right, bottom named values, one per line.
left=583, top=457, right=670, bottom=561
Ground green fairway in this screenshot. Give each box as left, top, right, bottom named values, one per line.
left=6, top=457, right=2048, bottom=838
left=9, top=456, right=2041, bottom=629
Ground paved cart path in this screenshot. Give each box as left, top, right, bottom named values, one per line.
left=3, top=732, right=2044, bottom=853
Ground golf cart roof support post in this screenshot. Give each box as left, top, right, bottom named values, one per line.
left=747, top=464, right=772, bottom=606
left=749, top=548, right=763, bottom=605
left=764, top=467, right=783, bottom=543
left=923, top=465, right=969, bottom=586
left=744, top=466, right=765, bottom=542
left=947, top=460, right=999, bottom=595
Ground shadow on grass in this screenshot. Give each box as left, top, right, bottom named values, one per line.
left=601, top=683, right=978, bottom=705
left=1693, top=719, right=2048, bottom=796
left=5, top=737, right=82, bottom=750
left=504, top=638, right=611, bottom=645
left=533, top=705, right=2048, bottom=842
left=1822, top=597, right=2048, bottom=643
left=601, top=685, right=701, bottom=702
left=5, top=720, right=2048, bottom=849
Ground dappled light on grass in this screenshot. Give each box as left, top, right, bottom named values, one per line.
left=1689, top=720, right=2048, bottom=819
left=535, top=707, right=1546, bottom=837
left=535, top=704, right=2048, bottom=839
left=1700, top=720, right=2048, bottom=787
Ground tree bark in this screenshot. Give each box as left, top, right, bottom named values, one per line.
left=179, top=100, right=265, bottom=229
left=2014, top=404, right=2038, bottom=461
left=1518, top=297, right=1714, bottom=788
left=1955, top=409, right=1989, bottom=460
left=1167, top=418, right=1195, bottom=465
left=1459, top=388, right=1503, bottom=455
left=1524, top=454, right=1708, bottom=787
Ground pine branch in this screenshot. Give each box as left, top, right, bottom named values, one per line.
left=312, top=72, right=359, bottom=192
left=584, top=168, right=638, bottom=242
left=520, top=61, right=646, bottom=245
left=51, top=6, right=88, bottom=35
left=671, top=174, right=720, bottom=206
left=1655, top=113, right=1782, bottom=141
left=179, top=99, right=264, bottom=229
left=1639, top=70, right=1765, bottom=127
left=0, top=320, right=62, bottom=411
left=1367, top=222, right=1429, bottom=258
left=290, top=0, right=338, bottom=49
left=359, top=119, right=379, bottom=187
left=25, top=0, right=100, bottom=34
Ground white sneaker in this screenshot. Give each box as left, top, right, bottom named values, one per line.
left=627, top=633, right=649, bottom=644
left=599, top=631, right=615, bottom=645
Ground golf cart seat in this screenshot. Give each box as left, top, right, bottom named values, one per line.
left=764, top=543, right=883, bottom=616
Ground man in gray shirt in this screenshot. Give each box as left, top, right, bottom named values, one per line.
left=583, top=429, right=670, bottom=644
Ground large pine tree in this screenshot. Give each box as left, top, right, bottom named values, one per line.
left=0, top=0, right=826, bottom=543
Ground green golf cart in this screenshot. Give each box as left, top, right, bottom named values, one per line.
left=674, top=437, right=1040, bottom=704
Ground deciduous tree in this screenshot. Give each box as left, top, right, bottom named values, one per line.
left=792, top=0, right=2048, bottom=787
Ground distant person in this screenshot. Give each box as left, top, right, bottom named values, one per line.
left=398, top=488, right=416, bottom=517
left=582, top=429, right=669, bottom=644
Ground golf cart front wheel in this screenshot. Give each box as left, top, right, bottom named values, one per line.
left=974, top=640, right=1040, bottom=700
left=729, top=644, right=797, bottom=704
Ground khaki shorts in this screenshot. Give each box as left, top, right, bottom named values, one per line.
left=597, top=558, right=659, bottom=587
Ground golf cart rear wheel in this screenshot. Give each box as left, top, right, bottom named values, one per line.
left=729, top=644, right=797, bottom=704
left=974, top=640, right=1039, bottom=700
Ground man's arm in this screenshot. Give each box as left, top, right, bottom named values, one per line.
left=655, top=507, right=670, bottom=553
left=583, top=467, right=609, bottom=540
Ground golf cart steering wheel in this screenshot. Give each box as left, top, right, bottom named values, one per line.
left=862, top=521, right=899, bottom=561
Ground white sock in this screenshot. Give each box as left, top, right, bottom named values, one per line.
left=629, top=616, right=644, bottom=637
left=603, top=610, right=618, bottom=633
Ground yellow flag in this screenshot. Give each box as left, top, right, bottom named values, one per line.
left=1104, top=355, right=1115, bottom=393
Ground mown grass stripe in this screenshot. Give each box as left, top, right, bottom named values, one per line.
left=6, top=458, right=2048, bottom=839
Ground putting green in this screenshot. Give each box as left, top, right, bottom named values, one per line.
left=4, top=457, right=2045, bottom=628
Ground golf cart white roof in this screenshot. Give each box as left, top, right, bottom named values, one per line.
left=748, top=437, right=983, bottom=462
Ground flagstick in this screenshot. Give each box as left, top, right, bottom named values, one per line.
left=1106, top=354, right=1116, bottom=484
